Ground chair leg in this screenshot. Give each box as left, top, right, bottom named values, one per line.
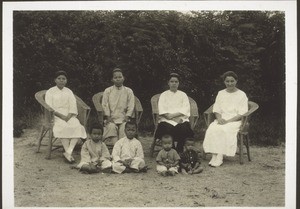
left=239, top=134, right=244, bottom=165
left=202, top=150, right=207, bottom=160
left=46, top=129, right=53, bottom=160
left=36, top=126, right=46, bottom=153
left=246, top=134, right=251, bottom=161
left=149, top=138, right=156, bottom=157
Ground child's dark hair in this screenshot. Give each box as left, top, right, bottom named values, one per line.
left=89, top=123, right=103, bottom=134
left=125, top=121, right=137, bottom=129
left=161, top=134, right=173, bottom=141
left=184, top=137, right=195, bottom=144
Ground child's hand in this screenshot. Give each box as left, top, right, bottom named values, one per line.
left=124, top=159, right=133, bottom=166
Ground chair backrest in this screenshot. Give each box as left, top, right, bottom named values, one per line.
left=92, top=92, right=143, bottom=125
left=151, top=93, right=199, bottom=129
left=35, top=90, right=90, bottom=128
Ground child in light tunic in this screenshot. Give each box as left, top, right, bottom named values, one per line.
left=77, top=124, right=112, bottom=174
left=102, top=68, right=135, bottom=146
left=112, top=122, right=146, bottom=174
left=156, top=134, right=180, bottom=176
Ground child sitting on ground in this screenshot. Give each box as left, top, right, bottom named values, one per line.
left=102, top=68, right=135, bottom=147
left=76, top=123, right=112, bottom=174
left=156, top=134, right=180, bottom=176
left=180, top=138, right=203, bottom=175
left=112, top=121, right=146, bottom=174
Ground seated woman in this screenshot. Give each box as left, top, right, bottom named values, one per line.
left=45, top=70, right=87, bottom=163
left=154, top=72, right=194, bottom=153
left=203, top=71, right=248, bottom=167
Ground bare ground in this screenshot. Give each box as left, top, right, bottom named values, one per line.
left=14, top=129, right=285, bottom=207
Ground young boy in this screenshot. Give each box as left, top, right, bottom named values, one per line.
left=76, top=123, right=112, bottom=174
left=112, top=121, right=146, bottom=174
left=180, top=138, right=203, bottom=175
left=156, top=134, right=180, bottom=176
left=102, top=68, right=135, bottom=147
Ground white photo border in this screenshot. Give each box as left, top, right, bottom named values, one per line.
left=3, top=1, right=297, bottom=209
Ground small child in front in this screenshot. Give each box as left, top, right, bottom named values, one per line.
left=156, top=134, right=180, bottom=176
left=112, top=121, right=146, bottom=174
left=180, top=138, right=203, bottom=175
left=102, top=68, right=135, bottom=147
left=76, top=124, right=112, bottom=174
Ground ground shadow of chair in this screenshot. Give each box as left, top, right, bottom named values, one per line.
left=149, top=93, right=199, bottom=157
left=35, top=90, right=91, bottom=159
left=92, top=92, right=143, bottom=149
left=203, top=101, right=259, bottom=164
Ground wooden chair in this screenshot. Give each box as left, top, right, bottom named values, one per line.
left=203, top=101, right=259, bottom=164
left=149, top=93, right=199, bottom=157
left=35, top=90, right=91, bottom=159
left=92, top=92, right=143, bottom=144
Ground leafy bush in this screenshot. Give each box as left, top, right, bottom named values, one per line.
left=13, top=11, right=285, bottom=145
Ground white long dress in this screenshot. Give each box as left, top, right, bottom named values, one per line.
left=203, top=89, right=248, bottom=156
left=45, top=86, right=87, bottom=139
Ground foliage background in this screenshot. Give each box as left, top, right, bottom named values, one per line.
left=13, top=11, right=285, bottom=145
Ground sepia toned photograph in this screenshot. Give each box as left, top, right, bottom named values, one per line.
left=3, top=1, right=297, bottom=209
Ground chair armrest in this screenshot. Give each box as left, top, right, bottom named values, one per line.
left=203, top=104, right=214, bottom=127
left=75, top=95, right=91, bottom=111
left=35, top=92, right=55, bottom=113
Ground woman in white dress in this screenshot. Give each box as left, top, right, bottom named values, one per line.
left=203, top=71, right=248, bottom=167
left=45, top=71, right=87, bottom=163
left=155, top=73, right=194, bottom=153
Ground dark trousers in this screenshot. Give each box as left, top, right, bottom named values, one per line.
left=154, top=121, right=194, bottom=153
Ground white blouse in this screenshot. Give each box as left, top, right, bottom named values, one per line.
left=213, top=89, right=248, bottom=120
left=158, top=90, right=190, bottom=126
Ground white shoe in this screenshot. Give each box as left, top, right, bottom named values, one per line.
left=211, top=160, right=223, bottom=167
left=209, top=154, right=217, bottom=165
left=211, top=154, right=223, bottom=167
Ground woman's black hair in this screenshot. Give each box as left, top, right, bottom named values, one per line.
left=221, top=71, right=238, bottom=81
left=168, top=72, right=180, bottom=82
left=112, top=68, right=123, bottom=76
left=55, top=70, right=67, bottom=79
left=89, top=123, right=103, bottom=134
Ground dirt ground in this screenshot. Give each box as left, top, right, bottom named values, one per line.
left=14, top=129, right=285, bottom=207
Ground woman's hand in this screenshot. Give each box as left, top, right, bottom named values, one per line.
left=217, top=118, right=228, bottom=125
left=124, top=116, right=131, bottom=122
left=65, top=113, right=75, bottom=122
left=104, top=117, right=113, bottom=125
left=164, top=113, right=173, bottom=120
left=172, top=117, right=183, bottom=124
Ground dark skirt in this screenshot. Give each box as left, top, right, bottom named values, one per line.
left=154, top=121, right=194, bottom=153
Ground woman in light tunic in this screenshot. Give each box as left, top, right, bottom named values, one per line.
left=203, top=71, right=248, bottom=167
left=45, top=71, right=87, bottom=163
left=154, top=73, right=194, bottom=153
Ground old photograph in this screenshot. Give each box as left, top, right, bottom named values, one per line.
left=2, top=1, right=297, bottom=209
